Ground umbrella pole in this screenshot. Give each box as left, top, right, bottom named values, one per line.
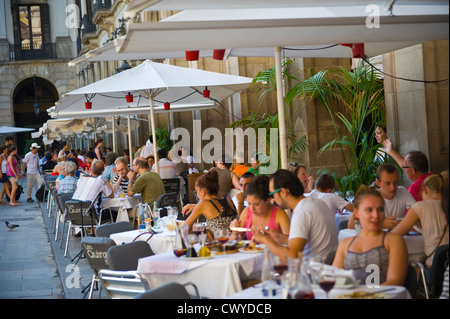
left=111, top=116, right=116, bottom=153
left=127, top=115, right=132, bottom=162
left=274, top=46, right=288, bottom=170
left=149, top=95, right=159, bottom=174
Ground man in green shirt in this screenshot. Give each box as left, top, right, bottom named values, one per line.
left=127, top=157, right=165, bottom=205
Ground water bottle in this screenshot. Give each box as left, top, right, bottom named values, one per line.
left=152, top=201, right=160, bottom=229
left=138, top=204, right=146, bottom=232
left=261, top=248, right=276, bottom=297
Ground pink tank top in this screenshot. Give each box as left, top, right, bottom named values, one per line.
left=244, top=205, right=279, bottom=240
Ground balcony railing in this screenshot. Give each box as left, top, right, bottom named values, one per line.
left=10, top=43, right=56, bottom=61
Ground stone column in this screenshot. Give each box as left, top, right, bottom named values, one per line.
left=383, top=40, right=449, bottom=179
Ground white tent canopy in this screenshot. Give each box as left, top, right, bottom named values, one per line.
left=125, top=0, right=449, bottom=18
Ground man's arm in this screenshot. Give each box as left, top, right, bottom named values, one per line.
left=383, top=138, right=404, bottom=167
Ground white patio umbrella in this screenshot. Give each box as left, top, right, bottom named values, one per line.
left=0, top=126, right=35, bottom=134
left=62, top=60, right=253, bottom=172
left=116, top=3, right=449, bottom=169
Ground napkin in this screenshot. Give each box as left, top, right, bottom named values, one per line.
left=137, top=252, right=210, bottom=274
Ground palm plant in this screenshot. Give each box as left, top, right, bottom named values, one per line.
left=286, top=61, right=385, bottom=194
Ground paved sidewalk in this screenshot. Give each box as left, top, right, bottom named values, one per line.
left=0, top=179, right=102, bottom=299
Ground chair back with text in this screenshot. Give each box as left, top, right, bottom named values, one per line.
left=156, top=192, right=179, bottom=217
left=81, top=236, right=117, bottom=273
left=106, top=241, right=154, bottom=271
left=65, top=200, right=97, bottom=226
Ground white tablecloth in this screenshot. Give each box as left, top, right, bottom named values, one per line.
left=110, top=229, right=176, bottom=255
left=102, top=194, right=141, bottom=210
left=226, top=283, right=411, bottom=299
left=138, top=251, right=265, bottom=299
left=338, top=229, right=425, bottom=261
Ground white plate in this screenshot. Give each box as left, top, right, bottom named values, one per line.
left=180, top=255, right=213, bottom=261
left=230, top=227, right=251, bottom=232
left=239, top=247, right=264, bottom=254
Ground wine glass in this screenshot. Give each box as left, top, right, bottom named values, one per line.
left=318, top=269, right=336, bottom=299
left=345, top=190, right=355, bottom=203
left=169, top=207, right=179, bottom=220
left=272, top=256, right=289, bottom=285
left=216, top=228, right=230, bottom=255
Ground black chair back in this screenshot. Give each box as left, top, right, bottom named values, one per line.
left=156, top=192, right=179, bottom=217
left=107, top=241, right=154, bottom=271
left=162, top=178, right=180, bottom=194
left=65, top=200, right=97, bottom=226
left=95, top=221, right=134, bottom=238
left=430, top=244, right=449, bottom=297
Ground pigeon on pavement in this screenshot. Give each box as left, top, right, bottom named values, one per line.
left=5, top=221, right=19, bottom=231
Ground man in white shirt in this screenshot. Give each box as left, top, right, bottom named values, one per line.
left=349, top=163, right=416, bottom=229
left=140, top=135, right=159, bottom=159
left=253, top=169, right=338, bottom=261
left=306, top=173, right=354, bottom=214
left=152, top=149, right=176, bottom=179
left=231, top=171, right=255, bottom=215
left=22, top=143, right=43, bottom=202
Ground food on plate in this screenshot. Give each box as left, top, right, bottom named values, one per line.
left=243, top=243, right=264, bottom=252
left=338, top=291, right=386, bottom=299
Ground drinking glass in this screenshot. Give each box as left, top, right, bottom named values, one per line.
left=345, top=191, right=355, bottom=203
left=169, top=207, right=179, bottom=220
left=216, top=228, right=230, bottom=255
left=272, top=256, right=288, bottom=285
left=318, top=269, right=336, bottom=299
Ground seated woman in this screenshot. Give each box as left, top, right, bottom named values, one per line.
left=332, top=186, right=408, bottom=286
left=230, top=175, right=290, bottom=241
left=392, top=171, right=449, bottom=269
left=183, top=170, right=237, bottom=241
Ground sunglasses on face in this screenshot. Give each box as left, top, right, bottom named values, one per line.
left=268, top=188, right=281, bottom=198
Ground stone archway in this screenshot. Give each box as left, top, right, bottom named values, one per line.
left=12, top=76, right=58, bottom=155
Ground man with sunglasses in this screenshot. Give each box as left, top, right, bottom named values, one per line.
left=253, top=169, right=338, bottom=261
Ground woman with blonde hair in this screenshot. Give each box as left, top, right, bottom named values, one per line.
left=393, top=171, right=449, bottom=268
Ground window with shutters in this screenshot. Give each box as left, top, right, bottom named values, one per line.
left=11, top=3, right=55, bottom=60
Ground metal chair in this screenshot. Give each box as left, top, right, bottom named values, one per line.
left=411, top=244, right=449, bottom=299
left=44, top=177, right=58, bottom=217
left=162, top=177, right=183, bottom=212
left=95, top=221, right=134, bottom=238
left=53, top=192, right=73, bottom=242
left=156, top=192, right=179, bottom=217
left=135, top=282, right=200, bottom=299
left=81, top=236, right=116, bottom=299
left=98, top=269, right=149, bottom=299
left=106, top=241, right=154, bottom=271
left=63, top=200, right=112, bottom=258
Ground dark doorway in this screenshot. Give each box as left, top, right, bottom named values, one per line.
left=13, top=76, right=58, bottom=156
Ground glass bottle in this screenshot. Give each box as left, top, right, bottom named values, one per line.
left=261, top=248, right=276, bottom=297
left=198, top=233, right=211, bottom=257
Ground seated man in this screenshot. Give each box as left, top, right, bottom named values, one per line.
left=232, top=171, right=255, bottom=216
left=127, top=157, right=165, bottom=205
left=383, top=139, right=434, bottom=201
left=152, top=149, right=176, bottom=179
left=77, top=161, right=114, bottom=222
left=306, top=173, right=354, bottom=214
left=253, top=169, right=338, bottom=261
left=111, top=156, right=131, bottom=193
left=348, top=163, right=416, bottom=229
left=57, top=161, right=78, bottom=194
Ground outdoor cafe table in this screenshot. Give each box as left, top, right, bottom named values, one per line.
left=338, top=229, right=425, bottom=261
left=137, top=251, right=265, bottom=299
left=101, top=194, right=142, bottom=221
left=110, top=228, right=175, bottom=255
left=226, top=283, right=411, bottom=299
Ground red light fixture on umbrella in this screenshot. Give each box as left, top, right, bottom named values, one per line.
left=185, top=50, right=199, bottom=61
left=340, top=43, right=365, bottom=58
left=164, top=102, right=171, bottom=110
left=85, top=101, right=92, bottom=109
left=213, top=49, right=226, bottom=60
left=203, top=87, right=210, bottom=98
left=125, top=92, right=133, bottom=103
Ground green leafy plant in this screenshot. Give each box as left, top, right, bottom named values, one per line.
left=286, top=61, right=386, bottom=194
left=154, top=128, right=173, bottom=151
